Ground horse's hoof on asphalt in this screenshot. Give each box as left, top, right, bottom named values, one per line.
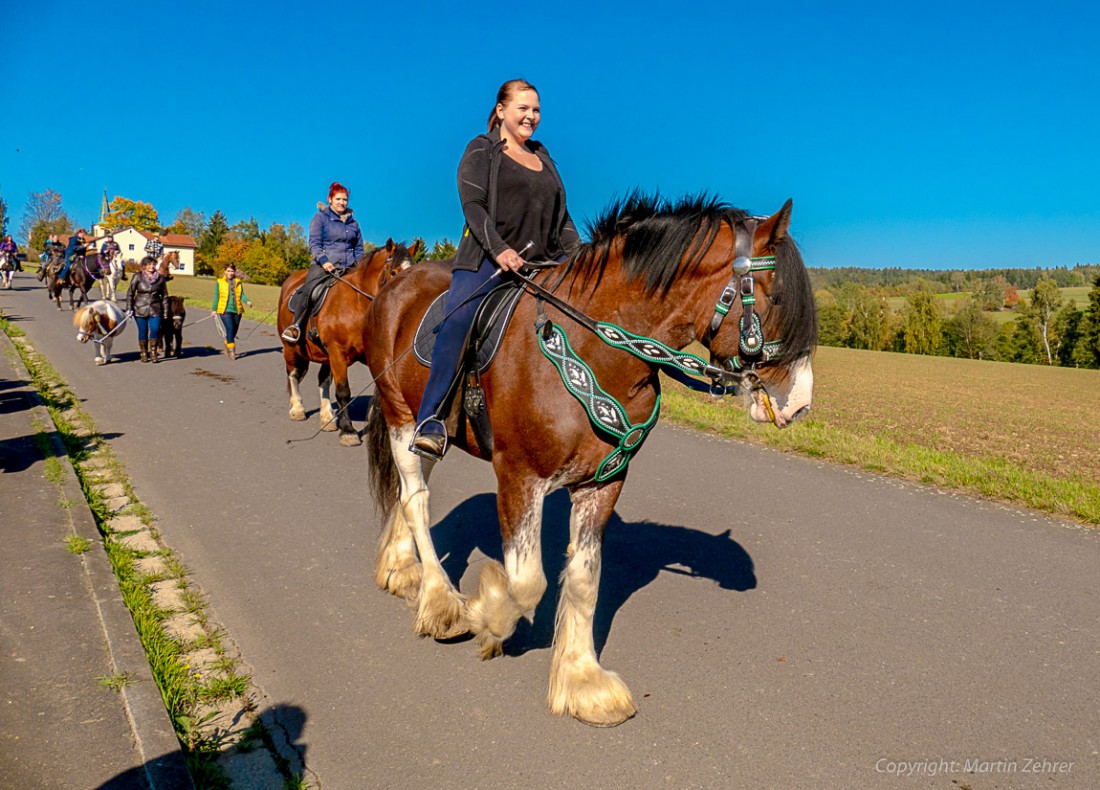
left=339, top=432, right=362, bottom=447
left=95, top=359, right=105, bottom=366
left=320, top=417, right=339, bottom=432
left=289, top=408, right=306, bottom=422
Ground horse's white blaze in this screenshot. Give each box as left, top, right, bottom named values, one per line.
left=749, top=356, right=814, bottom=427
left=388, top=426, right=466, bottom=638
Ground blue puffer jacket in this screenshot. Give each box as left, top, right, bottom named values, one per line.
left=308, top=203, right=364, bottom=269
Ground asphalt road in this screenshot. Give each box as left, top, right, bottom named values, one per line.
left=3, top=278, right=1098, bottom=790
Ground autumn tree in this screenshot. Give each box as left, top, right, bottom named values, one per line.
left=263, top=222, right=309, bottom=270
left=165, top=207, right=205, bottom=240
left=104, top=196, right=160, bottom=232
left=240, top=240, right=290, bottom=285
left=212, top=237, right=251, bottom=272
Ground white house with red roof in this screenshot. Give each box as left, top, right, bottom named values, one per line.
left=83, top=190, right=198, bottom=275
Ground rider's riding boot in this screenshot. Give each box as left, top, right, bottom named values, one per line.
left=150, top=342, right=160, bottom=364
left=410, top=418, right=447, bottom=461
left=225, top=342, right=236, bottom=360
left=281, top=315, right=302, bottom=343
left=139, top=341, right=149, bottom=363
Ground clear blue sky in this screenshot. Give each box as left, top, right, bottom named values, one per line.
left=2, top=0, right=1096, bottom=269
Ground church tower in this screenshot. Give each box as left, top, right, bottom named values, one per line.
left=94, top=190, right=110, bottom=238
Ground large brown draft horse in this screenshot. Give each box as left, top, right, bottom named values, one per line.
left=363, top=194, right=818, bottom=726
left=277, top=240, right=418, bottom=445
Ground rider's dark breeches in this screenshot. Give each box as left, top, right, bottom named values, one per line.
left=291, top=264, right=336, bottom=327
left=415, top=256, right=499, bottom=431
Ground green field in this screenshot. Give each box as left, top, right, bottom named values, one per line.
left=883, top=285, right=1090, bottom=326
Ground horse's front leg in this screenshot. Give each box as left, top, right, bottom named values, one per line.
left=386, top=425, right=466, bottom=638
left=317, top=363, right=338, bottom=432
left=549, top=479, right=637, bottom=727
left=466, top=473, right=548, bottom=660
left=286, top=352, right=308, bottom=421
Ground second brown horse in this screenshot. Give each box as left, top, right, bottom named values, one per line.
left=277, top=239, right=418, bottom=445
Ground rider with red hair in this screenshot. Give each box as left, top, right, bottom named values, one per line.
left=282, top=181, right=364, bottom=343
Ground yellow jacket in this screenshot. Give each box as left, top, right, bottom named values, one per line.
left=212, top=276, right=249, bottom=313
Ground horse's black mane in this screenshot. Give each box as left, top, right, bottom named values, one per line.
left=549, top=190, right=818, bottom=359
left=553, top=191, right=747, bottom=297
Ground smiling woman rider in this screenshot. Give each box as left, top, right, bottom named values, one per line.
left=410, top=78, right=581, bottom=460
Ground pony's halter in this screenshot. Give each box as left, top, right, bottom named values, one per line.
left=706, top=218, right=782, bottom=369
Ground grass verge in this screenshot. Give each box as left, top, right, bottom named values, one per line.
left=1, top=313, right=283, bottom=789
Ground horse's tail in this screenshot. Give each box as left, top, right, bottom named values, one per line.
left=365, top=398, right=399, bottom=521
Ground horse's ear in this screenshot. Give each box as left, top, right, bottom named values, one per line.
left=756, top=198, right=793, bottom=248
left=385, top=238, right=395, bottom=252
left=409, top=239, right=421, bottom=257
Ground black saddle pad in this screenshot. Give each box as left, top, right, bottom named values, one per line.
left=413, top=283, right=525, bottom=372
left=287, top=280, right=335, bottom=319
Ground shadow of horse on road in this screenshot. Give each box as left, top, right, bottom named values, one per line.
left=431, top=490, right=757, bottom=657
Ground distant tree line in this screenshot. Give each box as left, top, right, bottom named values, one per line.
left=815, top=273, right=1100, bottom=369
left=7, top=188, right=456, bottom=286
left=809, top=265, right=1097, bottom=293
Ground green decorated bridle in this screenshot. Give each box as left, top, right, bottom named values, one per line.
left=522, top=219, right=787, bottom=481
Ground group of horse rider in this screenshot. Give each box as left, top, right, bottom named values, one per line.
left=32, top=229, right=176, bottom=288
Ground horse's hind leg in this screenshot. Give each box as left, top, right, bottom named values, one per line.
left=329, top=354, right=361, bottom=446
left=387, top=425, right=467, bottom=638
left=548, top=480, right=637, bottom=727
left=317, top=363, right=338, bottom=432
left=466, top=473, right=549, bottom=660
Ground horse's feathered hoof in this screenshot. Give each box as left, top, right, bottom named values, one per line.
left=339, top=432, right=362, bottom=446
left=549, top=662, right=638, bottom=727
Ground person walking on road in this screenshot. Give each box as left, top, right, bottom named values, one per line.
left=127, top=256, right=170, bottom=363
left=211, top=263, right=252, bottom=360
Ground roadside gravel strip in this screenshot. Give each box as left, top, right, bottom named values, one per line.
left=2, top=327, right=310, bottom=789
